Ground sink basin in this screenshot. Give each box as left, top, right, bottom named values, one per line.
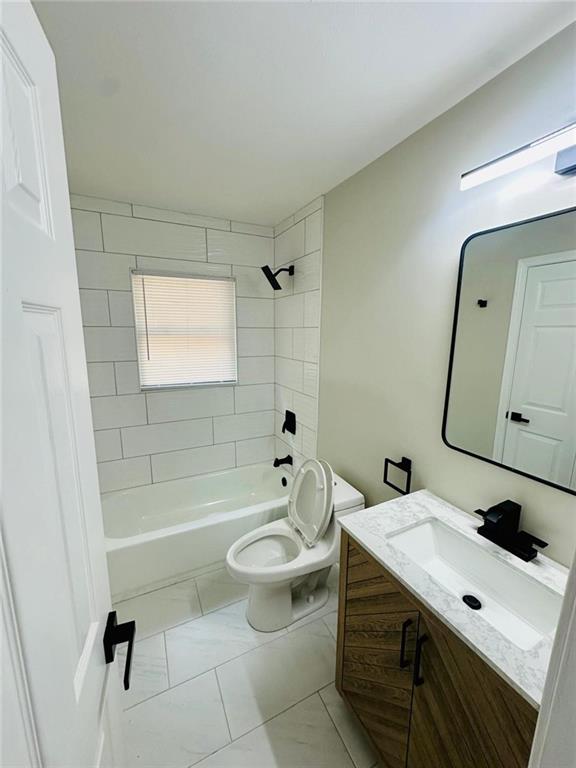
left=387, top=518, right=562, bottom=650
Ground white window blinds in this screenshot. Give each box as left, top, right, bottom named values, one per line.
left=131, top=271, right=237, bottom=389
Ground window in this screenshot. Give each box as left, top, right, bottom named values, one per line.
left=131, top=271, right=237, bottom=389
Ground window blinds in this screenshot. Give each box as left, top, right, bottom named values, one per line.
left=131, top=271, right=238, bottom=389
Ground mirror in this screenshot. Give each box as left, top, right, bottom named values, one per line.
left=443, top=207, right=576, bottom=494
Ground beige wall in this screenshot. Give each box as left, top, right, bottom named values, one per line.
left=318, top=25, right=576, bottom=566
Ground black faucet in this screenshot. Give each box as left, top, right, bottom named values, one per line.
left=475, top=500, right=548, bottom=562
left=273, top=454, right=293, bottom=468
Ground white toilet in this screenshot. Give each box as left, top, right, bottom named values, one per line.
left=226, top=459, right=364, bottom=631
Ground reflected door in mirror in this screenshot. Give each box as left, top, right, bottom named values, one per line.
left=498, top=257, right=576, bottom=486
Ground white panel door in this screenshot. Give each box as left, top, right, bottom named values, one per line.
left=1, top=2, right=122, bottom=766
left=502, top=257, right=576, bottom=487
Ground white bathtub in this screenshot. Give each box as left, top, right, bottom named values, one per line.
left=102, top=463, right=291, bottom=600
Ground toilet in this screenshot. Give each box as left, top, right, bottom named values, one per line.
left=226, top=459, right=364, bottom=631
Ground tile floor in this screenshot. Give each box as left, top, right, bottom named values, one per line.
left=114, top=566, right=379, bottom=768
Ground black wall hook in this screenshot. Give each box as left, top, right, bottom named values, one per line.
left=383, top=456, right=413, bottom=495
left=261, top=264, right=294, bottom=290
left=103, top=610, right=136, bottom=691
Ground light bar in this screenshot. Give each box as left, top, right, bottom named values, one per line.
left=460, top=122, right=576, bottom=190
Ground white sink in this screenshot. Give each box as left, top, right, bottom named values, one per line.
left=387, top=518, right=562, bottom=650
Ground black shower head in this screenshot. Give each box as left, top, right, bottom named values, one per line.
left=261, top=264, right=294, bottom=290
left=261, top=265, right=282, bottom=290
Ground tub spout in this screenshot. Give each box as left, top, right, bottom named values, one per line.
left=273, top=455, right=293, bottom=468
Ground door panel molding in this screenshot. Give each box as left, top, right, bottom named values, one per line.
left=0, top=528, right=42, bottom=767
left=0, top=28, right=53, bottom=236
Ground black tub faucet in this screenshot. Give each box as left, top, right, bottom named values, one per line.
left=273, top=455, right=293, bottom=468
left=475, top=500, right=548, bottom=562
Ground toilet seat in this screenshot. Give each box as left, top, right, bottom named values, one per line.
left=226, top=518, right=336, bottom=584
left=226, top=459, right=336, bottom=585
left=288, top=459, right=334, bottom=546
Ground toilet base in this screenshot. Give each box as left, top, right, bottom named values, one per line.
left=245, top=567, right=332, bottom=632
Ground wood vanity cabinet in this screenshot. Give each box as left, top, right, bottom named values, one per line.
left=336, top=532, right=538, bottom=768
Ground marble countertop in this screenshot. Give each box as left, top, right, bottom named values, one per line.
left=338, top=490, right=568, bottom=708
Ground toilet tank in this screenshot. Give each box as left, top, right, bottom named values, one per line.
left=332, top=472, right=365, bottom=518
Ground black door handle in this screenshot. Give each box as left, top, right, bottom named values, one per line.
left=507, top=411, right=530, bottom=424
left=413, top=633, right=428, bottom=686
left=399, top=618, right=413, bottom=668
left=103, top=611, right=136, bottom=691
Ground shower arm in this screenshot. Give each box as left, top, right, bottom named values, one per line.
left=261, top=264, right=294, bottom=290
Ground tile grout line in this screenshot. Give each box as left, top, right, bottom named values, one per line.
left=213, top=667, right=233, bottom=744
left=118, top=423, right=125, bottom=460
left=318, top=692, right=361, bottom=768
left=98, top=211, right=105, bottom=252
left=192, top=576, right=205, bottom=616
left=162, top=631, right=171, bottom=689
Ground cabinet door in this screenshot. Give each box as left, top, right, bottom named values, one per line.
left=338, top=535, right=419, bottom=768
left=407, top=615, right=537, bottom=768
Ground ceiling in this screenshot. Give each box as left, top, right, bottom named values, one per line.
left=35, top=2, right=575, bottom=225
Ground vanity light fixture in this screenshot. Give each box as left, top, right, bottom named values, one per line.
left=460, top=122, right=576, bottom=190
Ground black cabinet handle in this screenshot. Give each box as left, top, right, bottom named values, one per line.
left=103, top=610, right=136, bottom=691
left=508, top=411, right=530, bottom=424
left=399, top=619, right=413, bottom=668
left=413, top=633, right=428, bottom=686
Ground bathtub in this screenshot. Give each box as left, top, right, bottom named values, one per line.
left=102, top=463, right=291, bottom=600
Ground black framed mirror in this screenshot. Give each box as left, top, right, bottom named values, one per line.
left=443, top=207, right=576, bottom=495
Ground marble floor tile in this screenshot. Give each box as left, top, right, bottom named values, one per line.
left=165, top=600, right=286, bottom=686
left=117, top=634, right=169, bottom=710
left=115, top=579, right=202, bottom=639
left=195, top=693, right=354, bottom=768
left=319, top=684, right=378, bottom=768
left=323, top=610, right=338, bottom=640
left=195, top=568, right=249, bottom=614
left=122, top=670, right=230, bottom=768
left=216, top=618, right=336, bottom=738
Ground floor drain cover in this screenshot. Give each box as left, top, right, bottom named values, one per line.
left=462, top=594, right=482, bottom=610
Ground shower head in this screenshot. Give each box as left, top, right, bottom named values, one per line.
left=261, top=264, right=294, bottom=290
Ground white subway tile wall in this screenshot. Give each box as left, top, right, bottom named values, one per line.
left=101, top=214, right=207, bottom=261
left=72, top=197, right=278, bottom=492
left=207, top=230, right=273, bottom=267
left=273, top=200, right=323, bottom=471
left=87, top=363, right=116, bottom=397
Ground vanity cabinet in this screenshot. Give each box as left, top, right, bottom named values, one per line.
left=336, top=532, right=538, bottom=768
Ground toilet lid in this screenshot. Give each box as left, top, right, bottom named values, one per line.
left=288, top=459, right=334, bottom=547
